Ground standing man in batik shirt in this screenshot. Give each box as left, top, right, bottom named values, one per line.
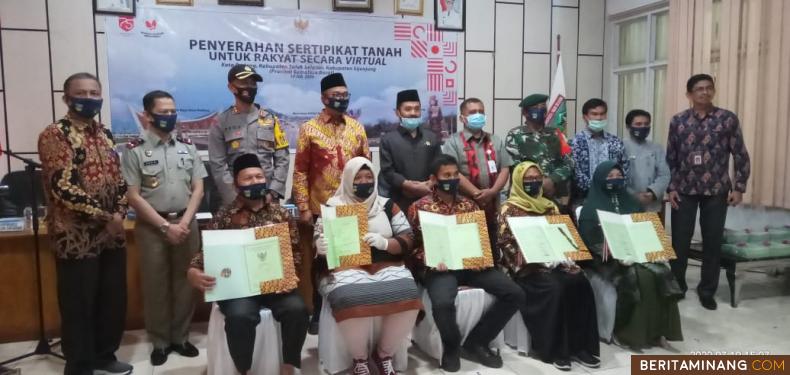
left=292, top=72, right=370, bottom=332
left=505, top=93, right=573, bottom=211
left=667, top=74, right=750, bottom=310
left=121, top=90, right=206, bottom=366
left=38, top=72, right=132, bottom=375
left=570, top=98, right=629, bottom=207
left=208, top=64, right=290, bottom=206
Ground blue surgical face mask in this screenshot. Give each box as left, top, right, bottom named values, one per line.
left=150, top=113, right=177, bottom=133
left=588, top=119, right=607, bottom=132
left=239, top=182, right=268, bottom=200
left=400, top=117, right=422, bottom=130
left=526, top=107, right=547, bottom=124
left=466, top=113, right=486, bottom=130
left=69, top=97, right=103, bottom=119
left=605, top=177, right=626, bottom=192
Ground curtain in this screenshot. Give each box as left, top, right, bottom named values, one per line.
left=617, top=71, right=646, bottom=137
left=666, top=0, right=790, bottom=208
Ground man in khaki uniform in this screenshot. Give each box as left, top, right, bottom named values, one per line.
left=208, top=64, right=290, bottom=206
left=121, top=90, right=207, bottom=366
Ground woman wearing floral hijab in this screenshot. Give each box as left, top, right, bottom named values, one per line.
left=314, top=157, right=421, bottom=375
left=497, top=161, right=600, bottom=371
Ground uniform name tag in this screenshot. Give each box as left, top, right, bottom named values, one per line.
left=177, top=149, right=189, bottom=154
left=144, top=160, right=159, bottom=166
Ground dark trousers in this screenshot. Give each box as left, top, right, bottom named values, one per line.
left=217, top=291, right=309, bottom=372
left=670, top=193, right=729, bottom=298
left=56, top=247, right=127, bottom=375
left=424, top=268, right=525, bottom=354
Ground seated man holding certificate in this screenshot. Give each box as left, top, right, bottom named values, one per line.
left=496, top=161, right=600, bottom=372
left=314, top=157, right=421, bottom=375
left=186, top=154, right=308, bottom=375
left=578, top=161, right=682, bottom=349
left=406, top=155, right=525, bottom=372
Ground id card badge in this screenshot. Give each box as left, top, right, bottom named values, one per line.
left=487, top=159, right=498, bottom=174
left=691, top=151, right=703, bottom=166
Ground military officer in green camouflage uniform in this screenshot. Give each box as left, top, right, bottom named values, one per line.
left=208, top=64, right=290, bottom=206
left=122, top=90, right=207, bottom=366
left=505, top=93, right=573, bottom=210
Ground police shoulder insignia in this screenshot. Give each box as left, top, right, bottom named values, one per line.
left=126, top=137, right=145, bottom=149
left=273, top=117, right=289, bottom=149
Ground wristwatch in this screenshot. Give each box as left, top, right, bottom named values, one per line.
left=159, top=221, right=170, bottom=234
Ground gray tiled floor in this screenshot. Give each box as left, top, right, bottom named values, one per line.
left=2, top=262, right=788, bottom=374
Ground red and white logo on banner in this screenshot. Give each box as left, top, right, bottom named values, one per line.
left=392, top=22, right=458, bottom=106
left=145, top=19, right=158, bottom=31
left=118, top=16, right=135, bottom=32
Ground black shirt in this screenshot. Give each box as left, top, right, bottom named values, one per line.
left=379, top=126, right=443, bottom=212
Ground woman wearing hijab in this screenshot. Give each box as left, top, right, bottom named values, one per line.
left=578, top=160, right=682, bottom=349
left=314, top=157, right=421, bottom=375
left=497, top=161, right=600, bottom=371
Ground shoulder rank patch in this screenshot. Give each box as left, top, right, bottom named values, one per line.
left=126, top=137, right=145, bottom=149
left=273, top=117, right=289, bottom=149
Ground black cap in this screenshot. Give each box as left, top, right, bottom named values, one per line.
left=228, top=64, right=263, bottom=83
left=396, top=89, right=420, bottom=107
left=233, top=153, right=262, bottom=177
left=320, top=73, right=346, bottom=92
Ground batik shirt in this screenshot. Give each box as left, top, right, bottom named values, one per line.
left=405, top=190, right=479, bottom=278
left=190, top=197, right=300, bottom=273
left=666, top=107, right=750, bottom=195
left=496, top=204, right=558, bottom=277
left=571, top=129, right=629, bottom=196
left=293, top=109, right=370, bottom=214
left=38, top=116, right=128, bottom=259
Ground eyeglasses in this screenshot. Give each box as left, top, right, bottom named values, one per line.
left=327, top=93, right=351, bottom=100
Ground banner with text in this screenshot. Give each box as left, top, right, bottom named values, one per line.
left=105, top=7, right=460, bottom=149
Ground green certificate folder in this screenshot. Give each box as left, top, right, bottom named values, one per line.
left=321, top=204, right=371, bottom=270
left=597, top=210, right=664, bottom=263
left=506, top=216, right=577, bottom=263
left=419, top=211, right=483, bottom=270
left=243, top=237, right=283, bottom=292
left=202, top=228, right=285, bottom=302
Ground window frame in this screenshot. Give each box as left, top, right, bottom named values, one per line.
left=609, top=7, right=669, bottom=142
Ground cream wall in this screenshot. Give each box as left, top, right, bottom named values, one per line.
left=0, top=0, right=607, bottom=196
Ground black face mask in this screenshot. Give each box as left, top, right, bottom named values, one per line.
left=150, top=113, right=177, bottom=133
left=239, top=182, right=268, bottom=200
left=68, top=97, right=103, bottom=119
left=605, top=178, right=626, bottom=192
left=629, top=127, right=650, bottom=141
left=352, top=182, right=375, bottom=199
left=327, top=98, right=349, bottom=113
left=234, top=86, right=257, bottom=104
left=436, top=178, right=460, bottom=195
left=523, top=180, right=543, bottom=197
